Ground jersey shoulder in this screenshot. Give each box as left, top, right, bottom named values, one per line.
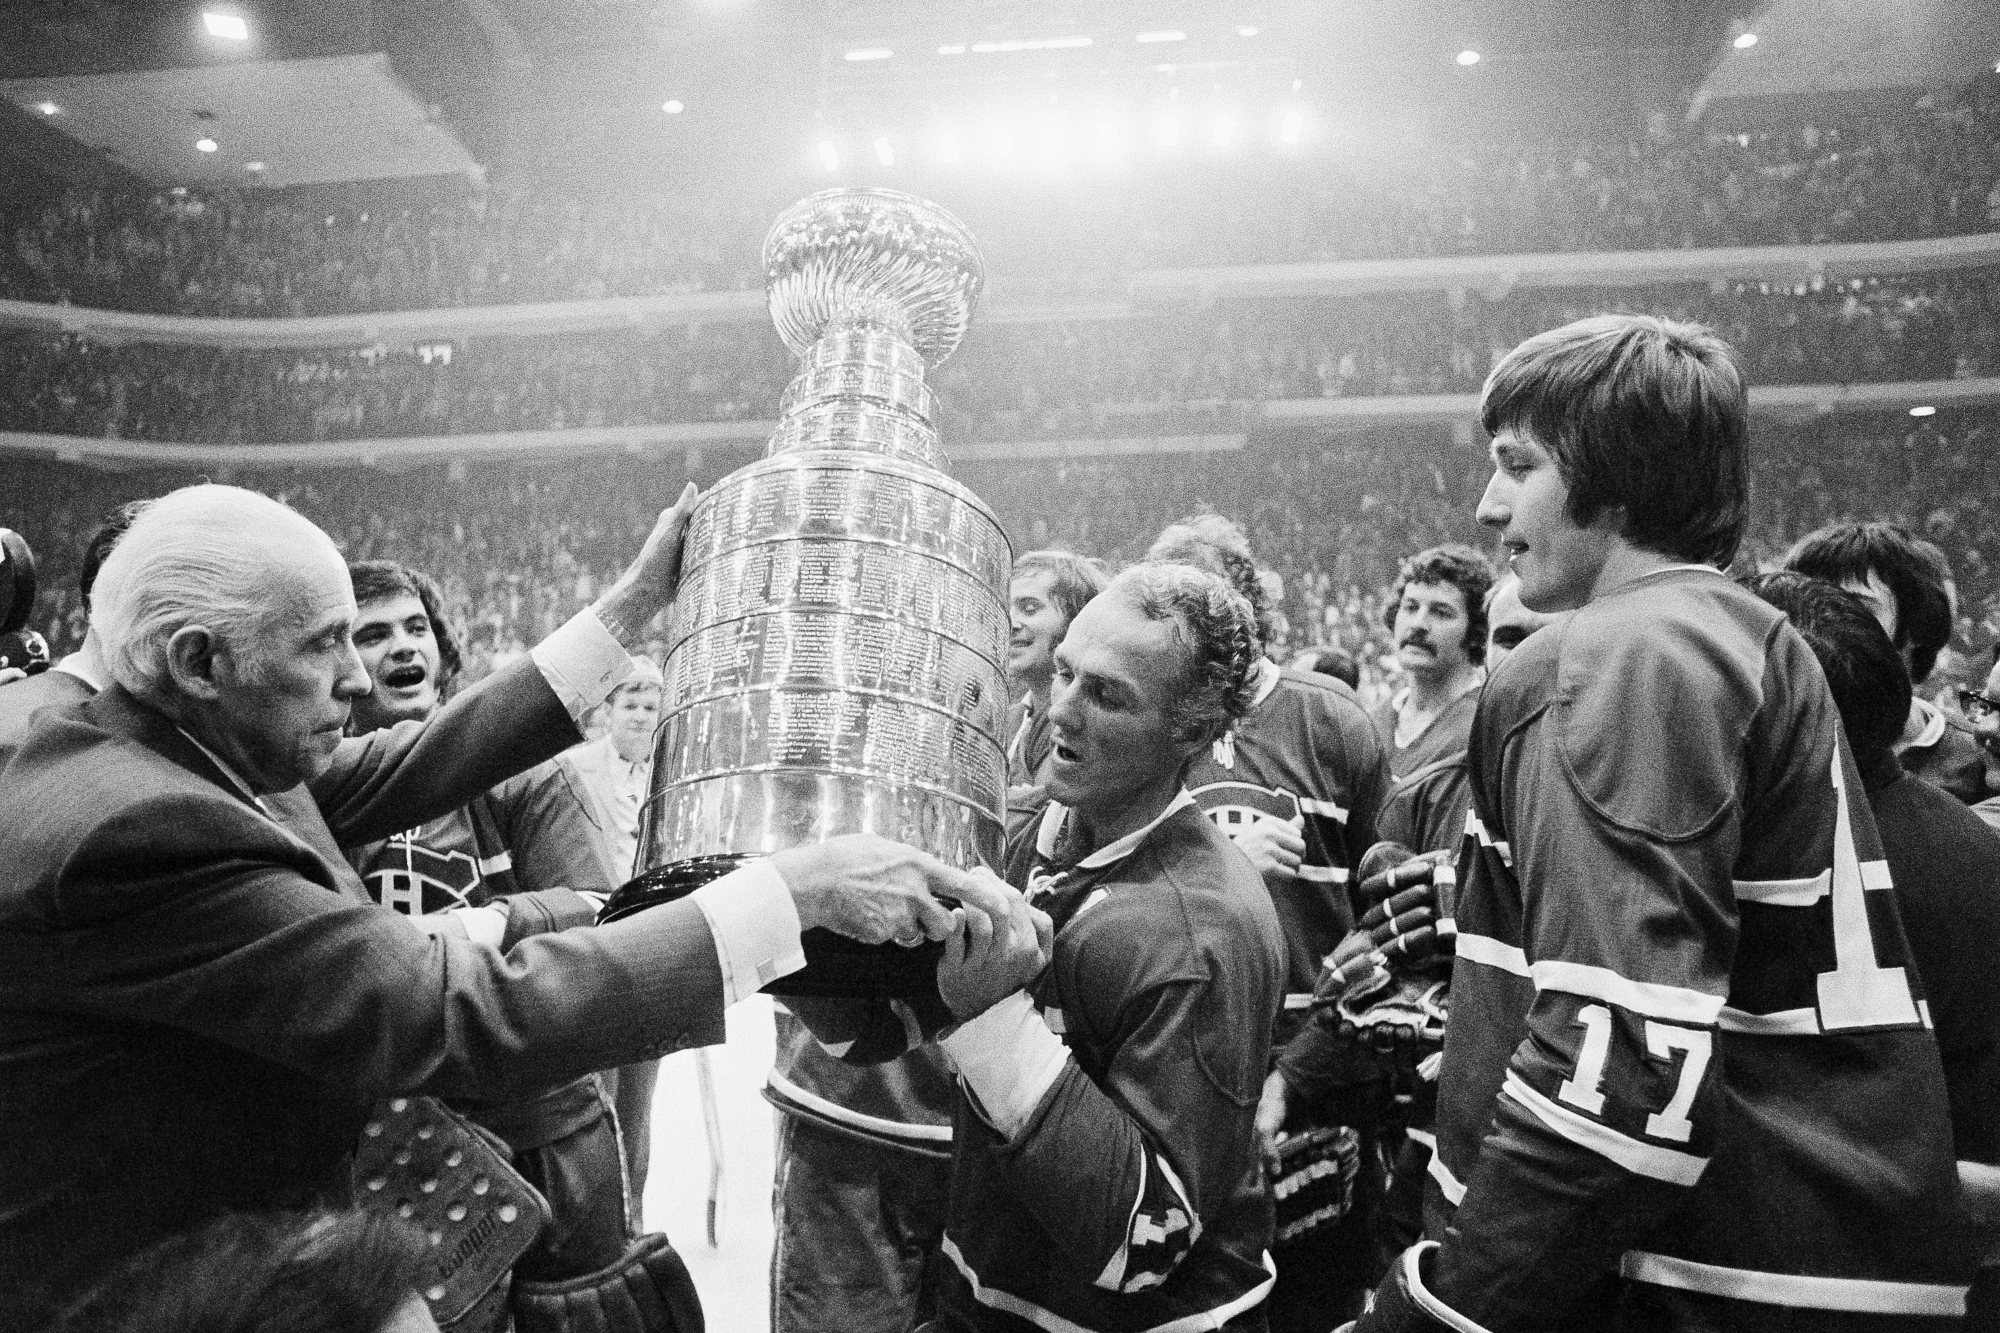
left=1551, top=573, right=1795, bottom=841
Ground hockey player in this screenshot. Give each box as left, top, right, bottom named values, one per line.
left=1148, top=514, right=1390, bottom=1327
left=796, top=562, right=1286, bottom=1333
left=1370, top=546, right=1492, bottom=781
left=342, top=560, right=636, bottom=1294
left=1352, top=315, right=1973, bottom=1331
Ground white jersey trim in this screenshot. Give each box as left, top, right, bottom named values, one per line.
left=1502, top=1073, right=1708, bottom=1186
left=1295, top=863, right=1349, bottom=884
left=1717, top=1006, right=1819, bottom=1035
left=941, top=1235, right=1276, bottom=1333
left=1463, top=810, right=1512, bottom=866
left=1529, top=960, right=1725, bottom=1025
left=1620, top=1251, right=1968, bottom=1316
left=764, top=1070, right=953, bottom=1142
left=1403, top=1242, right=1497, bottom=1333
left=1298, top=797, right=1349, bottom=823
left=1456, top=933, right=1530, bottom=977
left=1733, top=860, right=1890, bottom=906
left=1428, top=1148, right=1467, bottom=1205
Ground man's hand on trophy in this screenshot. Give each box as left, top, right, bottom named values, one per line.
left=1229, top=813, right=1306, bottom=887
left=774, top=834, right=995, bottom=946
left=937, top=868, right=1053, bottom=1023
left=593, top=481, right=701, bottom=647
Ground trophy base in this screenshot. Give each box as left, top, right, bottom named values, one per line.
left=597, top=854, right=944, bottom=1000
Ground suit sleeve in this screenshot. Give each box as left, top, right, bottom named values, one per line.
left=34, top=792, right=729, bottom=1100
left=313, top=657, right=584, bottom=849
left=955, top=976, right=1250, bottom=1294
left=1427, top=678, right=1749, bottom=1326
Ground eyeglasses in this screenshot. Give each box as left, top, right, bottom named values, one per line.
left=1956, top=686, right=2000, bottom=723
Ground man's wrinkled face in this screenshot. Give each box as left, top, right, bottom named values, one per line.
left=1477, top=429, right=1619, bottom=613
left=1484, top=575, right=1560, bottom=670
left=349, top=592, right=442, bottom=732
left=1044, top=593, right=1198, bottom=824
left=1392, top=580, right=1473, bottom=681
left=608, top=682, right=661, bottom=762
left=1008, top=569, right=1071, bottom=690
left=208, top=547, right=371, bottom=793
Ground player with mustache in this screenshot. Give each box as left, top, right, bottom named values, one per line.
left=1370, top=547, right=1492, bottom=782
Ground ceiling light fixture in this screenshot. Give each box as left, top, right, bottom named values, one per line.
left=818, top=140, right=840, bottom=171
left=844, top=48, right=893, bottom=61
left=1734, top=32, right=1758, bottom=48
left=196, top=138, right=219, bottom=153
left=1236, top=26, right=1259, bottom=37
left=662, top=99, right=685, bottom=114
left=874, top=136, right=895, bottom=166
left=1909, top=405, right=1937, bottom=417
left=1456, top=49, right=1481, bottom=66
left=34, top=101, right=59, bottom=115
left=244, top=161, right=266, bottom=172
left=938, top=44, right=966, bottom=55
left=202, top=11, right=248, bottom=39
left=1136, top=30, right=1186, bottom=43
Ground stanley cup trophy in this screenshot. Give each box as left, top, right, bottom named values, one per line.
left=598, top=188, right=1013, bottom=998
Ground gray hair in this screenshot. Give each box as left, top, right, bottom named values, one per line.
left=91, top=484, right=339, bottom=698
left=1114, top=562, right=1263, bottom=746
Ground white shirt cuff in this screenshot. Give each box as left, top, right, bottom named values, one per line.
left=531, top=608, right=637, bottom=722
left=940, top=989, right=1071, bottom=1138
left=454, top=905, right=508, bottom=950
left=691, top=860, right=807, bottom=1006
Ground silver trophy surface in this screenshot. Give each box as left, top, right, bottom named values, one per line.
left=599, top=189, right=1012, bottom=997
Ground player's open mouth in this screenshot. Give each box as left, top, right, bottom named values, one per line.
left=383, top=665, right=426, bottom=689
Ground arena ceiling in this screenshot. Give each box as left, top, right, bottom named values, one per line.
left=1, top=0, right=1992, bottom=198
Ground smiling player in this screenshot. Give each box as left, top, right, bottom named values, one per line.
left=1350, top=315, right=1972, bottom=1331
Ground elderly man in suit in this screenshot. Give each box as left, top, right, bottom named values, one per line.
left=0, top=481, right=1033, bottom=1321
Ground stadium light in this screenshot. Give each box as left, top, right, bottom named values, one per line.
left=1456, top=49, right=1481, bottom=66
left=244, top=161, right=266, bottom=173
left=818, top=140, right=840, bottom=171
left=34, top=101, right=59, bottom=115
left=1237, top=26, right=1260, bottom=37
left=874, top=135, right=895, bottom=166
left=935, top=129, right=961, bottom=163
left=1157, top=115, right=1181, bottom=149
left=1910, top=405, right=1937, bottom=417
left=844, top=48, right=893, bottom=61
left=1136, top=30, right=1186, bottom=43
left=202, top=10, right=249, bottom=40
left=938, top=44, right=966, bottom=55
left=1280, top=110, right=1305, bottom=145
left=662, top=99, right=685, bottom=114
left=1213, top=114, right=1236, bottom=148
left=195, top=138, right=219, bottom=153
left=1093, top=119, right=1123, bottom=155
left=1733, top=32, right=1758, bottom=49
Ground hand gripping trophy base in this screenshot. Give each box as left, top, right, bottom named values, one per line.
left=598, top=188, right=1008, bottom=1000
left=597, top=854, right=945, bottom=999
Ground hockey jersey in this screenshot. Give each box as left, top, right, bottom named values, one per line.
left=1427, top=568, right=1971, bottom=1329
left=347, top=756, right=615, bottom=1146
left=792, top=791, right=1286, bottom=1333
left=1185, top=660, right=1388, bottom=1033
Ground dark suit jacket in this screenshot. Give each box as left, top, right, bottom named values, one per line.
left=0, top=657, right=727, bottom=1310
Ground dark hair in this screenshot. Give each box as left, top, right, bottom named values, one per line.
left=1780, top=522, right=1953, bottom=685
left=1012, top=549, right=1111, bottom=626
left=79, top=501, right=152, bottom=612
left=1480, top=314, right=1749, bottom=568
left=1741, top=571, right=1911, bottom=764
left=1292, top=646, right=1360, bottom=690
left=348, top=559, right=463, bottom=694
left=56, top=1209, right=432, bottom=1333
left=1116, top=563, right=1263, bottom=747
left=1383, top=544, right=1496, bottom=665
left=1145, top=513, right=1274, bottom=651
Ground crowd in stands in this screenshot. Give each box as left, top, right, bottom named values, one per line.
left=3, top=270, right=1995, bottom=446
left=4, top=72, right=1997, bottom=319
left=11, top=406, right=2000, bottom=705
